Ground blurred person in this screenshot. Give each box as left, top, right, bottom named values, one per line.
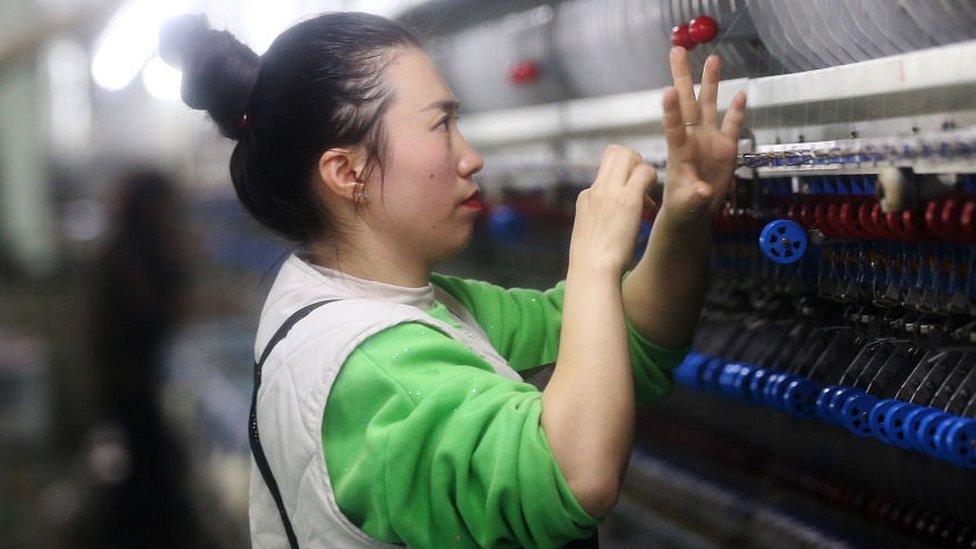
left=85, top=168, right=208, bottom=547
left=161, top=11, right=744, bottom=549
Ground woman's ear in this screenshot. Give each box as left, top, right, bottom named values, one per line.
left=317, top=148, right=367, bottom=203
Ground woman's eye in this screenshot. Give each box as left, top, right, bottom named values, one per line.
left=438, top=114, right=458, bottom=131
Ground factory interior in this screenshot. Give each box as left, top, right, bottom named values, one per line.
left=1, top=0, right=976, bottom=547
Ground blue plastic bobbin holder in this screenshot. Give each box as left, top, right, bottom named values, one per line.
left=935, top=418, right=976, bottom=468
left=767, top=373, right=799, bottom=411
left=700, top=357, right=727, bottom=391
left=903, top=407, right=941, bottom=452
left=674, top=351, right=709, bottom=389
left=717, top=362, right=743, bottom=398
left=869, top=399, right=902, bottom=445
left=841, top=393, right=878, bottom=437
left=816, top=385, right=843, bottom=424
left=748, top=368, right=775, bottom=404
left=915, top=411, right=953, bottom=457
left=759, top=219, right=807, bottom=264
left=826, top=387, right=864, bottom=426
left=761, top=372, right=791, bottom=409
left=781, top=377, right=820, bottom=419
left=884, top=402, right=922, bottom=450
left=732, top=364, right=761, bottom=401
left=817, top=385, right=856, bottom=426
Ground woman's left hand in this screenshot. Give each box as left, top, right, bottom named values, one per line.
left=659, top=46, right=747, bottom=225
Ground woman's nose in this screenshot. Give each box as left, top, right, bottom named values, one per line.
left=457, top=136, right=485, bottom=177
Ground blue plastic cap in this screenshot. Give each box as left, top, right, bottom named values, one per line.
left=760, top=219, right=807, bottom=264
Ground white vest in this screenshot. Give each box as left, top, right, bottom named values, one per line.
left=249, top=254, right=523, bottom=548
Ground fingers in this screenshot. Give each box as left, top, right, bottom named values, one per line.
left=668, top=47, right=701, bottom=125
left=662, top=87, right=687, bottom=151
left=626, top=163, right=657, bottom=198
left=668, top=174, right=714, bottom=215
left=641, top=194, right=659, bottom=220
left=623, top=163, right=657, bottom=219
left=720, top=90, right=748, bottom=140
left=594, top=144, right=643, bottom=188
left=592, top=146, right=614, bottom=188
left=699, top=55, right=721, bottom=128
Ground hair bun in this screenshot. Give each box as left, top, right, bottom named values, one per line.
left=159, top=14, right=259, bottom=139
left=158, top=14, right=208, bottom=69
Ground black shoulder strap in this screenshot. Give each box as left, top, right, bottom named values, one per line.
left=520, top=361, right=557, bottom=391
left=249, top=300, right=338, bottom=549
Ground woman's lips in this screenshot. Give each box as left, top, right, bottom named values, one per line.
left=460, top=192, right=481, bottom=210
left=460, top=197, right=482, bottom=211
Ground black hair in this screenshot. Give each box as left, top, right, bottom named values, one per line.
left=159, top=12, right=420, bottom=242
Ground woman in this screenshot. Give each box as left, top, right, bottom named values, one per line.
left=161, top=11, right=745, bottom=548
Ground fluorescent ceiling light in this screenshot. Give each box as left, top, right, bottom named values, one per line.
left=91, top=0, right=195, bottom=91
left=142, top=56, right=183, bottom=101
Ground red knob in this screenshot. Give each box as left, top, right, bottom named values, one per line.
left=509, top=60, right=540, bottom=85
left=814, top=203, right=830, bottom=236
left=885, top=211, right=904, bottom=241
left=799, top=202, right=815, bottom=228
left=839, top=201, right=864, bottom=239
left=924, top=200, right=943, bottom=237
left=857, top=202, right=878, bottom=239
left=689, top=15, right=719, bottom=44
left=870, top=203, right=894, bottom=240
left=898, top=210, right=924, bottom=242
left=960, top=200, right=976, bottom=242
left=826, top=203, right=845, bottom=237
left=671, top=24, right=696, bottom=50
left=940, top=198, right=961, bottom=242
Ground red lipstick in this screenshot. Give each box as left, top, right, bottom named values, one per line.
left=461, top=191, right=481, bottom=211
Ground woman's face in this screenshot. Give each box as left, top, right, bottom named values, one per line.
left=363, top=47, right=484, bottom=265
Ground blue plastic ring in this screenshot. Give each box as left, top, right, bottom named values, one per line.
left=884, top=402, right=921, bottom=450
left=869, top=399, right=902, bottom=445
left=842, top=393, right=878, bottom=437
left=759, top=219, right=807, bottom=264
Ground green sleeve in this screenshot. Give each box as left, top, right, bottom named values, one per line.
left=431, top=273, right=689, bottom=404
left=323, top=322, right=600, bottom=548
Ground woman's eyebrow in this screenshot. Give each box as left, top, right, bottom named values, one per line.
left=422, top=99, right=460, bottom=113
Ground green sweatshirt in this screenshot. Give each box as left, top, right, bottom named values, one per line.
left=321, top=274, right=687, bottom=548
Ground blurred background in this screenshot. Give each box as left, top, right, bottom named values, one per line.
left=2, top=0, right=976, bottom=547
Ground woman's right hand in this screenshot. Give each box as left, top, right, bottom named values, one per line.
left=548, top=143, right=654, bottom=517
left=568, top=144, right=658, bottom=276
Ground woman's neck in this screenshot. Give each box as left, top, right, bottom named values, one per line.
left=306, top=235, right=431, bottom=288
